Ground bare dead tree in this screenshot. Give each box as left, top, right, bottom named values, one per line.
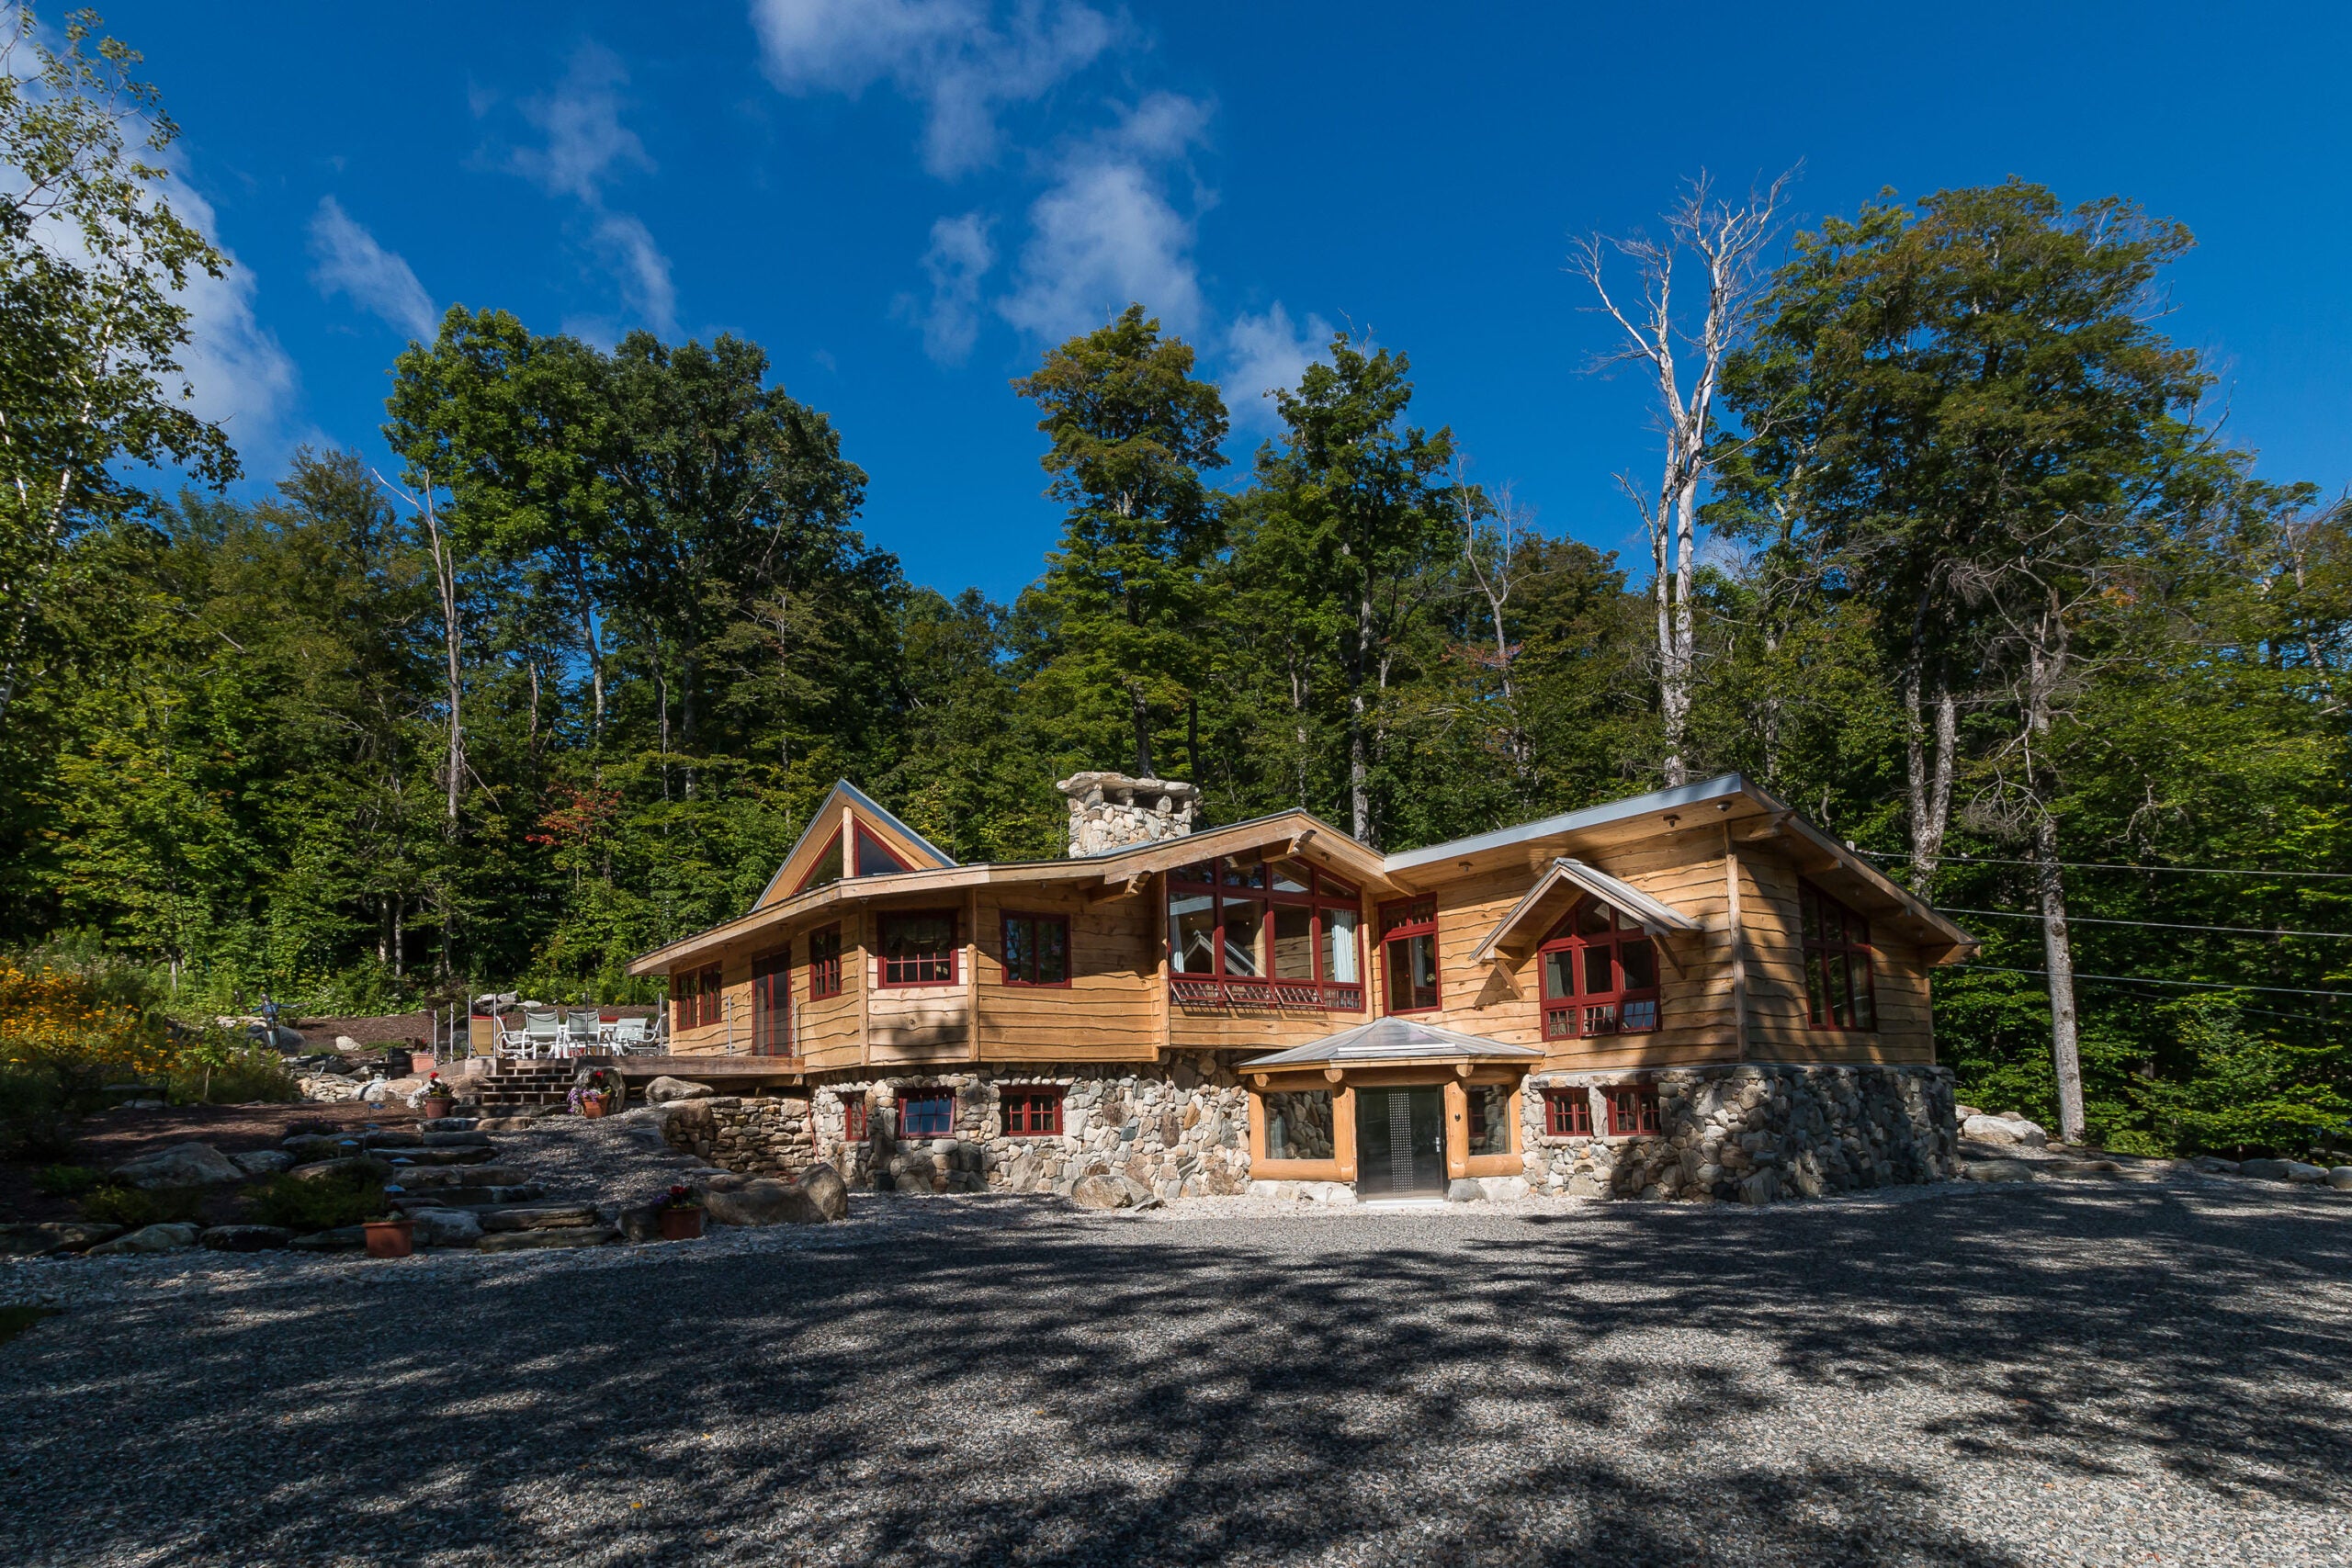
left=1451, top=460, right=1535, bottom=800
left=1571, top=167, right=1794, bottom=784
left=377, top=467, right=467, bottom=981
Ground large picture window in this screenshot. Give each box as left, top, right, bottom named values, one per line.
left=876, top=910, right=958, bottom=987
left=1001, top=913, right=1070, bottom=987
left=1379, top=897, right=1440, bottom=1014
left=808, top=925, right=842, bottom=999
left=750, top=949, right=790, bottom=1055
left=1800, top=881, right=1877, bottom=1030
left=1539, top=897, right=1660, bottom=1040
left=1168, top=857, right=1363, bottom=1011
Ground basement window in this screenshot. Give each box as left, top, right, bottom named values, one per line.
left=1605, top=1085, right=1661, bottom=1138
left=1001, top=1086, right=1064, bottom=1136
left=1543, top=1089, right=1593, bottom=1138
left=899, top=1089, right=955, bottom=1139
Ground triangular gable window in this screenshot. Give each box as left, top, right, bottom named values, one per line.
left=795, top=830, right=844, bottom=895
left=793, top=820, right=912, bottom=896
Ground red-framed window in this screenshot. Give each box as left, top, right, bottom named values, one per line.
left=750, top=949, right=790, bottom=1055
left=1800, top=880, right=1877, bottom=1031
left=794, top=820, right=913, bottom=895
left=1544, top=1089, right=1593, bottom=1137
left=876, top=909, right=958, bottom=987
left=899, top=1088, right=956, bottom=1138
left=1001, top=913, right=1070, bottom=987
left=841, top=1096, right=867, bottom=1142
left=1168, top=856, right=1363, bottom=1011
left=1379, top=897, right=1440, bottom=1014
left=1001, top=1086, right=1064, bottom=1135
left=794, top=829, right=844, bottom=895
left=808, top=925, right=843, bottom=999
left=1539, top=897, right=1661, bottom=1040
left=1605, top=1084, right=1661, bottom=1137
left=673, top=964, right=723, bottom=1031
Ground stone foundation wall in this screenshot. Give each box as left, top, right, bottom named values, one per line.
left=1518, top=1064, right=1958, bottom=1202
left=653, top=1095, right=819, bottom=1178
left=808, top=1056, right=1252, bottom=1199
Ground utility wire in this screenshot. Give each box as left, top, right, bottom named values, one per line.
left=1858, top=848, right=2352, bottom=881
left=1951, top=964, right=2352, bottom=1000
left=1937, top=908, right=2352, bottom=942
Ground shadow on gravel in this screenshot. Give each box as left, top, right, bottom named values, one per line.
left=2, top=1181, right=2347, bottom=1566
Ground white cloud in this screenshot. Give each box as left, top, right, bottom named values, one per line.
left=509, top=42, right=676, bottom=338
left=147, top=175, right=301, bottom=473
left=306, top=197, right=438, bottom=341
left=899, top=211, right=994, bottom=363
left=749, top=0, right=1114, bottom=177
left=998, top=94, right=1209, bottom=344
left=1223, top=302, right=1333, bottom=431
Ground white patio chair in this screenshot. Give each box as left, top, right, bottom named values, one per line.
left=520, top=1010, right=562, bottom=1060
left=608, top=1016, right=651, bottom=1054
left=563, top=1010, right=603, bottom=1055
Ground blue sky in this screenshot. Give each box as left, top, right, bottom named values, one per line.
left=100, top=1, right=2352, bottom=604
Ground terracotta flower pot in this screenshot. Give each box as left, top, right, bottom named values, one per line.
left=363, top=1218, right=415, bottom=1258
left=581, top=1093, right=609, bottom=1119
left=658, top=1206, right=704, bottom=1241
left=422, top=1097, right=454, bottom=1120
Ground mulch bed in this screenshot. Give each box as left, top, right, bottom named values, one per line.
left=0, top=1100, right=422, bottom=1226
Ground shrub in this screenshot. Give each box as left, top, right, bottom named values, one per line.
left=80, top=1183, right=203, bottom=1228
left=166, top=1041, right=300, bottom=1106
left=242, top=1170, right=389, bottom=1233
left=32, top=1164, right=104, bottom=1197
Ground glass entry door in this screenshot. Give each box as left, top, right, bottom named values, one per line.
left=1353, top=1087, right=1448, bottom=1197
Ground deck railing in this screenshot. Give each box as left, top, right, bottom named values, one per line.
left=1170, top=976, right=1364, bottom=1013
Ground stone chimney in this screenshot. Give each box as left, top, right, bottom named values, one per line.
left=1056, top=773, right=1200, bottom=857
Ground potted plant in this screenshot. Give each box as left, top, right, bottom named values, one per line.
left=420, top=1072, right=456, bottom=1120
left=657, top=1184, right=704, bottom=1240
left=362, top=1212, right=415, bottom=1258
left=570, top=1067, right=620, bottom=1119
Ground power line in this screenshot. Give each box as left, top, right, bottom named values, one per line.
left=1951, top=964, right=2352, bottom=1000
left=1858, top=848, right=2352, bottom=882
left=1938, top=908, right=2352, bottom=941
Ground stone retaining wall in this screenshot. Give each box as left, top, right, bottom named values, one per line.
left=653, top=1095, right=819, bottom=1178
left=1519, top=1064, right=1957, bottom=1201
left=808, top=1057, right=1252, bottom=1199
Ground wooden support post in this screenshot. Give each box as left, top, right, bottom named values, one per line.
left=1443, top=1077, right=1469, bottom=1180
left=1333, top=1080, right=1358, bottom=1183
left=1153, top=872, right=1171, bottom=1056
left=840, top=804, right=857, bottom=879
left=966, top=885, right=981, bottom=1061
left=1724, top=825, right=1748, bottom=1057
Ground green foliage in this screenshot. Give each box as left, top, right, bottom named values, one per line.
left=165, top=1042, right=300, bottom=1106
left=242, top=1169, right=388, bottom=1233
left=79, top=1182, right=201, bottom=1228
left=32, top=1162, right=101, bottom=1196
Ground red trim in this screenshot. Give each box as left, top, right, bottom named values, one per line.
left=1800, top=880, right=1878, bottom=1031
left=1544, top=1089, right=1593, bottom=1137
left=1378, top=897, right=1441, bottom=1015
left=1537, top=897, right=1662, bottom=1041
left=898, top=1087, right=956, bottom=1138
left=1605, top=1084, right=1661, bottom=1137
left=1001, top=911, right=1072, bottom=987
left=1001, top=1085, right=1064, bottom=1136
left=840, top=1097, right=867, bottom=1142
left=792, top=828, right=844, bottom=895
left=1167, top=857, right=1364, bottom=1013
left=876, top=908, right=959, bottom=987
left=750, top=948, right=790, bottom=1055
left=854, top=822, right=912, bottom=876
left=808, top=924, right=842, bottom=1000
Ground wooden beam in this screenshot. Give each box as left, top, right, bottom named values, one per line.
left=1724, top=826, right=1749, bottom=1058
left=964, top=884, right=980, bottom=1062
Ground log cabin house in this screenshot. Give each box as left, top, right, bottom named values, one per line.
left=625, top=772, right=1974, bottom=1202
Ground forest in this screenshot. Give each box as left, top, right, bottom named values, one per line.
left=3, top=15, right=2346, bottom=1156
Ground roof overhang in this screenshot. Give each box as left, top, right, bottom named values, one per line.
left=1240, top=1017, right=1545, bottom=1072
left=1469, top=857, right=1703, bottom=965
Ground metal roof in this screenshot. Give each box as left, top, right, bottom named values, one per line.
left=1381, top=773, right=1747, bottom=872
left=1468, top=857, right=1704, bottom=964
left=1240, top=1016, right=1546, bottom=1068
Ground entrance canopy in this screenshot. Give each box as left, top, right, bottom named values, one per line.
left=1241, top=1016, right=1544, bottom=1073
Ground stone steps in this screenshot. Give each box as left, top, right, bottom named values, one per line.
left=390, top=1183, right=547, bottom=1210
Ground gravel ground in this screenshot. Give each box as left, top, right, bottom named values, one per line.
left=2, top=1170, right=2348, bottom=1567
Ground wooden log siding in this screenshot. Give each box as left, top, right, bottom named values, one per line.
left=973, top=886, right=1161, bottom=1061
left=1739, top=851, right=1937, bottom=1064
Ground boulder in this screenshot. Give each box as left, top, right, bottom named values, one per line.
left=0, top=1221, right=126, bottom=1257
left=699, top=1179, right=827, bottom=1226
left=1117, top=1175, right=1162, bottom=1211
left=2283, top=1161, right=2328, bottom=1184
left=200, top=1224, right=293, bottom=1252
left=2239, top=1158, right=2296, bottom=1181
left=477, top=1226, right=616, bottom=1252
left=288, top=1226, right=368, bottom=1252
left=1962, top=1114, right=2048, bottom=1149
left=229, top=1150, right=294, bottom=1178
left=2192, top=1156, right=2242, bottom=1175
left=398, top=1165, right=530, bottom=1190
left=1248, top=1179, right=1295, bottom=1201
left=110, top=1143, right=244, bottom=1190
left=799, top=1162, right=850, bottom=1223
left=645, top=1077, right=716, bottom=1105
left=616, top=1205, right=662, bottom=1243
left=86, top=1222, right=202, bottom=1256
left=1445, top=1178, right=1485, bottom=1203
left=408, top=1208, right=484, bottom=1248
left=1477, top=1177, right=1532, bottom=1201
left=1070, top=1174, right=1128, bottom=1210
left=1963, top=1159, right=2039, bottom=1183
left=288, top=1156, right=396, bottom=1183
left=478, top=1204, right=601, bottom=1232
left=1737, top=1168, right=1781, bottom=1206
left=2328, top=1166, right=2352, bottom=1191
left=334, top=1034, right=364, bottom=1052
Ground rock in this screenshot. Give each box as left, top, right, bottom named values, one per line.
left=2239, top=1158, right=2297, bottom=1180
left=419, top=1131, right=492, bottom=1147
left=334, top=1034, right=364, bottom=1052
left=477, top=1226, right=616, bottom=1252
left=2282, top=1161, right=2328, bottom=1184
left=1248, top=1180, right=1295, bottom=1201
left=1069, top=1174, right=1129, bottom=1210
left=799, top=1163, right=850, bottom=1222
left=616, top=1205, right=662, bottom=1243
left=86, top=1222, right=202, bottom=1256
left=2330, top=1167, right=2352, bottom=1191
left=417, top=1117, right=478, bottom=1133
left=1445, top=1178, right=1485, bottom=1203
left=109, top=1143, right=244, bottom=1190
left=1116, top=1175, right=1162, bottom=1211
left=1738, top=1168, right=1781, bottom=1205
left=408, top=1208, right=485, bottom=1247
left=0, top=1221, right=126, bottom=1257
left=478, top=1204, right=601, bottom=1232
left=229, top=1150, right=294, bottom=1178
left=288, top=1226, right=368, bottom=1252
left=2191, top=1156, right=2241, bottom=1174
left=396, top=1165, right=530, bottom=1190
left=1962, top=1114, right=2049, bottom=1149
left=698, top=1179, right=827, bottom=1226
left=288, top=1156, right=396, bottom=1183
left=200, top=1224, right=293, bottom=1252
left=1477, top=1177, right=1532, bottom=1201
left=1963, top=1159, right=2039, bottom=1183
left=1954, top=1103, right=1983, bottom=1121
left=645, top=1076, right=717, bottom=1105
left=389, top=1184, right=544, bottom=1208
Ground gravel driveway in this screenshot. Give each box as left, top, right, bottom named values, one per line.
left=2, top=1176, right=2347, bottom=1567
